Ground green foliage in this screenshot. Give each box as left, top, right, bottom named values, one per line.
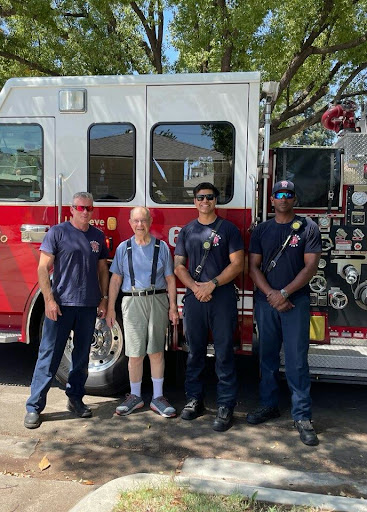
left=169, top=0, right=367, bottom=144
left=0, top=0, right=165, bottom=85
left=1, top=0, right=367, bottom=143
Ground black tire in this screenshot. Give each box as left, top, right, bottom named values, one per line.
left=55, top=312, right=129, bottom=396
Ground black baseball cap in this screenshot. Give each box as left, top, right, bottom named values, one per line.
left=272, top=180, right=295, bottom=195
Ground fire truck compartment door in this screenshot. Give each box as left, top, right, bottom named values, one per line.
left=0, top=117, right=55, bottom=324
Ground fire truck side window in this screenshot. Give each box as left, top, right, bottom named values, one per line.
left=0, top=124, right=43, bottom=202
left=88, top=123, right=135, bottom=202
left=150, top=123, right=235, bottom=204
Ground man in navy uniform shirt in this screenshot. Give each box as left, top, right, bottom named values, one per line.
left=174, top=182, right=244, bottom=432
left=247, top=180, right=321, bottom=446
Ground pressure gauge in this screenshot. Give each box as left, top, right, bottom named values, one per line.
left=318, top=216, right=330, bottom=228
left=352, top=191, right=367, bottom=206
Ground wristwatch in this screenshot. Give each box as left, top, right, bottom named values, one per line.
left=101, top=295, right=108, bottom=300
left=211, top=277, right=219, bottom=287
left=280, top=289, right=289, bottom=299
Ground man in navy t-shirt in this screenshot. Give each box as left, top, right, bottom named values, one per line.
left=24, top=192, right=109, bottom=429
left=247, top=180, right=321, bottom=446
left=175, top=182, right=244, bottom=432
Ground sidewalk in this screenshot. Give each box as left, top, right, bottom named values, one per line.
left=69, top=458, right=367, bottom=512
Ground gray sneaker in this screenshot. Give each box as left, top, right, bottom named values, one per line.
left=116, top=394, right=144, bottom=416
left=150, top=396, right=176, bottom=418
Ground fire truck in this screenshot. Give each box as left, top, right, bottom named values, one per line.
left=0, top=72, right=366, bottom=396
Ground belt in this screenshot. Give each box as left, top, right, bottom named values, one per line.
left=123, top=289, right=167, bottom=297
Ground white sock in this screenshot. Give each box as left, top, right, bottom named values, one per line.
left=152, top=377, right=164, bottom=399
left=130, top=381, right=142, bottom=397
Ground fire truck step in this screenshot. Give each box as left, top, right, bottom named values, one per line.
left=0, top=332, right=21, bottom=343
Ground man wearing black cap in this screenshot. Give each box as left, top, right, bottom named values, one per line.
left=247, top=180, right=322, bottom=446
left=174, top=182, right=244, bottom=432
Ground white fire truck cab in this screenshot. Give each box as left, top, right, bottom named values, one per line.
left=0, top=72, right=259, bottom=395
left=0, top=72, right=367, bottom=395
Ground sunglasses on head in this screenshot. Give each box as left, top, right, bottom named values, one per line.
left=274, top=191, right=295, bottom=200
left=72, top=205, right=94, bottom=212
left=195, top=193, right=215, bottom=201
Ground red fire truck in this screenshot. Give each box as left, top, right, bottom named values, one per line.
left=0, top=72, right=366, bottom=395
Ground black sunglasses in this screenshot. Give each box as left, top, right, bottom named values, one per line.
left=72, top=205, right=94, bottom=212
left=274, top=191, right=295, bottom=200
left=195, top=194, right=216, bottom=201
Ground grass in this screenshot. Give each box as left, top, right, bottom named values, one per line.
left=113, top=481, right=330, bottom=512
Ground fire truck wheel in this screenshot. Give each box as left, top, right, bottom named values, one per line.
left=55, top=313, right=129, bottom=396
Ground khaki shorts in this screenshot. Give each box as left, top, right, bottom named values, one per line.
left=121, top=293, right=169, bottom=357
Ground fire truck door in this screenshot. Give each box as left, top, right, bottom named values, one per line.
left=145, top=83, right=254, bottom=348
left=0, top=117, right=55, bottom=332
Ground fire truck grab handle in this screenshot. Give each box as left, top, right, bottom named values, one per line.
left=249, top=174, right=256, bottom=226
left=57, top=173, right=63, bottom=224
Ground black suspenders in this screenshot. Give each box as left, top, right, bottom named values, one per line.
left=126, top=238, right=161, bottom=290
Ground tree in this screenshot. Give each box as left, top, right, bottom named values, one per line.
left=1, top=0, right=367, bottom=144
left=0, top=1, right=167, bottom=79
left=169, top=0, right=367, bottom=145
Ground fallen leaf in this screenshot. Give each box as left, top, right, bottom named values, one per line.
left=263, top=460, right=271, bottom=464
left=147, top=424, right=151, bottom=429
left=78, top=459, right=85, bottom=463
left=80, top=479, right=95, bottom=485
left=123, top=437, right=128, bottom=441
left=39, top=455, right=50, bottom=471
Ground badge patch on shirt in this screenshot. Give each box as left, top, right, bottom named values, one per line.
left=90, top=240, right=100, bottom=253
left=289, top=234, right=300, bottom=247
left=213, top=233, right=221, bottom=247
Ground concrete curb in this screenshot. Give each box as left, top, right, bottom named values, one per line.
left=177, top=475, right=367, bottom=512
left=69, top=470, right=367, bottom=512
left=181, top=458, right=367, bottom=497
left=68, top=474, right=171, bottom=512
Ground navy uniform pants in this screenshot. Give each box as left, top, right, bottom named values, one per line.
left=255, top=294, right=312, bottom=420
left=26, top=306, right=96, bottom=413
left=183, top=284, right=238, bottom=409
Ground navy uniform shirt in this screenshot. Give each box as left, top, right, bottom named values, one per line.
left=175, top=217, right=243, bottom=288
left=249, top=216, right=321, bottom=301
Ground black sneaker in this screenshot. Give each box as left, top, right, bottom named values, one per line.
left=246, top=405, right=280, bottom=425
left=181, top=397, right=204, bottom=420
left=294, top=419, right=319, bottom=446
left=67, top=398, right=92, bottom=418
left=212, top=406, right=233, bottom=432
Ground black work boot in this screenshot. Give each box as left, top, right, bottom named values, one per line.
left=67, top=398, right=92, bottom=418
left=246, top=405, right=280, bottom=425
left=212, top=406, right=233, bottom=432
left=24, top=411, right=41, bottom=429
left=294, top=419, right=319, bottom=446
left=181, top=397, right=205, bottom=420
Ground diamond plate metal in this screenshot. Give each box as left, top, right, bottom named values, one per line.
left=280, top=344, right=367, bottom=372
left=336, top=133, right=367, bottom=184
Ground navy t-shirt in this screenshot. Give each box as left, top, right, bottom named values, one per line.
left=40, top=221, right=109, bottom=307
left=249, top=216, right=321, bottom=301
left=174, top=217, right=243, bottom=286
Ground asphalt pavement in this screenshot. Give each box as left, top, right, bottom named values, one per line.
left=1, top=345, right=367, bottom=511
